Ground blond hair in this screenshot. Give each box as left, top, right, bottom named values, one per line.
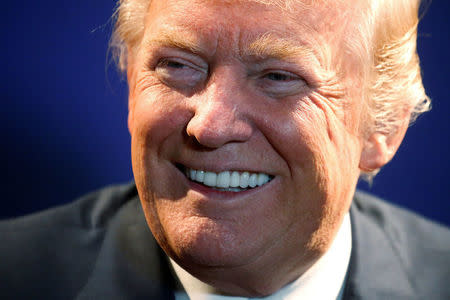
left=361, top=0, right=430, bottom=134
left=111, top=0, right=430, bottom=176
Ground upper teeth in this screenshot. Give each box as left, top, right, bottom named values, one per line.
left=185, top=168, right=272, bottom=190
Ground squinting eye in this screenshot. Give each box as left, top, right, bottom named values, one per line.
left=164, top=60, right=186, bottom=69
left=259, top=70, right=307, bottom=97
left=155, top=58, right=207, bottom=90
left=264, top=72, right=296, bottom=82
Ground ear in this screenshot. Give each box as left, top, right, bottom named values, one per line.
left=359, top=115, right=410, bottom=172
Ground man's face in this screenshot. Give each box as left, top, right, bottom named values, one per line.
left=128, top=0, right=366, bottom=293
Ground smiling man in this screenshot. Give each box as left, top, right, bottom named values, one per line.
left=127, top=0, right=367, bottom=297
left=1, top=0, right=449, bottom=299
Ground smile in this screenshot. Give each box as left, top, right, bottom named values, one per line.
left=183, top=167, right=274, bottom=192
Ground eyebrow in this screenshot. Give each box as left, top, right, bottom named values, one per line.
left=143, top=29, right=210, bottom=56
left=143, top=28, right=318, bottom=63
left=243, top=32, right=318, bottom=63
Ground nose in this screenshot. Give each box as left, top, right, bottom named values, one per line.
left=186, top=74, right=253, bottom=149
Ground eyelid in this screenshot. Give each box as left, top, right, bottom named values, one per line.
left=152, top=54, right=209, bottom=92
left=157, top=57, right=208, bottom=74
left=254, top=68, right=309, bottom=99
left=148, top=45, right=209, bottom=72
left=262, top=69, right=301, bottom=80
left=248, top=57, right=315, bottom=84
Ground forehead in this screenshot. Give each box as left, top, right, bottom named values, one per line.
left=145, top=0, right=357, bottom=43
left=143, top=0, right=362, bottom=67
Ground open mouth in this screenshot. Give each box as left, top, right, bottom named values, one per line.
left=177, top=164, right=274, bottom=192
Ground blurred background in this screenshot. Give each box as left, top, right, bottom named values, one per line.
left=1, top=1, right=449, bottom=226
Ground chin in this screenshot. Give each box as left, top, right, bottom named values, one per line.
left=156, top=213, right=261, bottom=268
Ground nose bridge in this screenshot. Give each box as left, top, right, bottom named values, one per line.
left=202, top=75, right=239, bottom=127
left=186, top=69, right=252, bottom=148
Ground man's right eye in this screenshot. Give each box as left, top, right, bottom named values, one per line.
left=155, top=58, right=207, bottom=90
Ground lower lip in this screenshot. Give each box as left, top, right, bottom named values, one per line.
left=188, top=179, right=253, bottom=195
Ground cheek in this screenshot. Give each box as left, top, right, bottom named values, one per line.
left=130, top=86, right=192, bottom=155
left=264, top=99, right=329, bottom=174
left=274, top=95, right=361, bottom=206
left=129, top=87, right=192, bottom=195
left=302, top=95, right=361, bottom=217
left=130, top=89, right=194, bottom=244
left=290, top=93, right=361, bottom=174
left=271, top=97, right=361, bottom=250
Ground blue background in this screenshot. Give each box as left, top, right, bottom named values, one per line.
left=1, top=1, right=449, bottom=226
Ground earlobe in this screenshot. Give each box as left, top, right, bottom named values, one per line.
left=359, top=116, right=410, bottom=172
left=359, top=133, right=390, bottom=171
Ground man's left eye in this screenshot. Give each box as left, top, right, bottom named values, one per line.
left=263, top=72, right=297, bottom=82
left=258, top=70, right=307, bottom=97
left=163, top=60, right=187, bottom=69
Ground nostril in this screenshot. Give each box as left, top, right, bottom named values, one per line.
left=186, top=118, right=253, bottom=149
left=184, top=130, right=219, bottom=151
left=185, top=100, right=253, bottom=148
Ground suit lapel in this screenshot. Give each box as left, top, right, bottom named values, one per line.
left=343, top=193, right=417, bottom=300
left=76, top=196, right=181, bottom=300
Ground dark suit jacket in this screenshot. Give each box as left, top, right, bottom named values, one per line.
left=1, top=183, right=449, bottom=299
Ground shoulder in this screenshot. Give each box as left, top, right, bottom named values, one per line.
left=0, top=182, right=138, bottom=247
left=0, top=182, right=139, bottom=299
left=350, top=191, right=450, bottom=299
left=353, top=190, right=450, bottom=252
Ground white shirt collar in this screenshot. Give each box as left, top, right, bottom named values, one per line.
left=171, top=213, right=352, bottom=300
